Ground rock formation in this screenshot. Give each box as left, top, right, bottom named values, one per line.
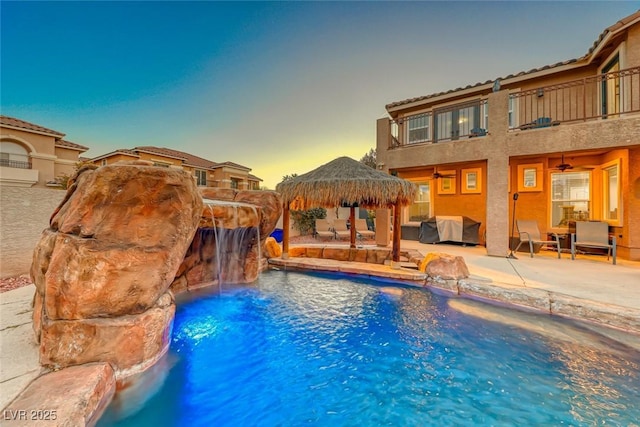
left=31, top=162, right=203, bottom=375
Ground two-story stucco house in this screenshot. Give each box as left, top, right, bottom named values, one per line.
left=0, top=116, right=89, bottom=188
left=91, top=146, right=262, bottom=190
left=376, top=11, right=640, bottom=261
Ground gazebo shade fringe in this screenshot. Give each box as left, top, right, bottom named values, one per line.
left=276, top=157, right=417, bottom=208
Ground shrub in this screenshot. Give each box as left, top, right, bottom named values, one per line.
left=290, top=207, right=326, bottom=235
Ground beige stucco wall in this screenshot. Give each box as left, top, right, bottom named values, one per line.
left=627, top=24, right=640, bottom=68
left=1, top=128, right=56, bottom=156
left=0, top=187, right=66, bottom=277
left=379, top=88, right=640, bottom=259
left=1, top=127, right=86, bottom=187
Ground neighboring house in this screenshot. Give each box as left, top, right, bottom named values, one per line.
left=376, top=11, right=640, bottom=260
left=0, top=115, right=89, bottom=188
left=90, top=146, right=262, bottom=190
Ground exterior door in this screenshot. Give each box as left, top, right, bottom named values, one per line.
left=602, top=55, right=620, bottom=118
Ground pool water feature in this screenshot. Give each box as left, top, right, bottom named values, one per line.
left=99, top=271, right=640, bottom=426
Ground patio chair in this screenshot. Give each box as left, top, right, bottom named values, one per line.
left=314, top=219, right=335, bottom=240
left=514, top=219, right=561, bottom=258
left=469, top=127, right=487, bottom=137
left=354, top=219, right=375, bottom=240
left=333, top=219, right=351, bottom=240
left=571, top=221, right=616, bottom=265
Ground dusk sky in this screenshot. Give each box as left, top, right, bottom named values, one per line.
left=2, top=1, right=638, bottom=189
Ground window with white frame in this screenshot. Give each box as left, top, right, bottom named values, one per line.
left=603, top=161, right=620, bottom=223
left=195, top=169, right=207, bottom=186
left=406, top=114, right=430, bottom=144
left=551, top=171, right=590, bottom=227
left=435, top=110, right=453, bottom=141
left=508, top=95, right=518, bottom=128
left=482, top=100, right=489, bottom=131
left=406, top=181, right=431, bottom=222
left=0, top=141, right=31, bottom=169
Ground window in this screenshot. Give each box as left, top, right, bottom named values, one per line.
left=153, top=161, right=170, bottom=168
left=551, top=171, right=590, bottom=227
left=481, top=101, right=489, bottom=131
left=434, top=101, right=481, bottom=141
left=435, top=110, right=453, bottom=141
left=407, top=181, right=431, bottom=222
left=406, top=114, right=430, bottom=144
left=601, top=54, right=620, bottom=118
left=230, top=178, right=240, bottom=189
left=603, top=162, right=620, bottom=223
left=195, top=169, right=207, bottom=186
left=508, top=95, right=518, bottom=128
left=101, top=159, right=107, bottom=166
left=462, top=168, right=482, bottom=194
left=517, top=163, right=543, bottom=192
left=0, top=141, right=30, bottom=169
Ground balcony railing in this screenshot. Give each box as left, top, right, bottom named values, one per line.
left=388, top=67, right=640, bottom=149
left=509, top=66, right=640, bottom=130
left=0, top=154, right=32, bottom=169
left=390, top=99, right=488, bottom=148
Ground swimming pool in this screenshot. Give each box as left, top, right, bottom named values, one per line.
left=98, top=270, right=640, bottom=426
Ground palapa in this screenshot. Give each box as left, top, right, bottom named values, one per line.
left=276, top=156, right=416, bottom=208
left=275, top=156, right=417, bottom=261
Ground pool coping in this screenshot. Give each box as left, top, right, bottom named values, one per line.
left=268, top=256, right=640, bottom=335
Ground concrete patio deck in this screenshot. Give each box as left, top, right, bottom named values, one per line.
left=1, top=239, right=639, bottom=412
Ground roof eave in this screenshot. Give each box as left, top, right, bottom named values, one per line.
left=133, top=148, right=187, bottom=162
left=587, top=14, right=640, bottom=65
left=386, top=83, right=493, bottom=114
left=91, top=151, right=140, bottom=162
left=212, top=164, right=251, bottom=172
left=387, top=60, right=591, bottom=114
left=1, top=123, right=65, bottom=139
left=54, top=144, right=89, bottom=153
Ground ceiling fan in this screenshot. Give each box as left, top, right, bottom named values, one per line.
left=553, top=153, right=573, bottom=172
left=432, top=167, right=456, bottom=179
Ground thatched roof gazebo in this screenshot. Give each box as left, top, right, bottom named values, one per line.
left=275, top=156, right=417, bottom=263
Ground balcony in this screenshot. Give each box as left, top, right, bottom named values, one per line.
left=0, top=156, right=31, bottom=169
left=390, top=100, right=489, bottom=148
left=388, top=67, right=640, bottom=149
left=509, top=66, right=640, bottom=130
left=0, top=154, right=38, bottom=187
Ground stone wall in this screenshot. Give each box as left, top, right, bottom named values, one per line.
left=0, top=187, right=66, bottom=278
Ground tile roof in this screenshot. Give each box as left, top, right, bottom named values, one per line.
left=386, top=10, right=640, bottom=111
left=55, top=139, right=89, bottom=152
left=90, top=149, right=140, bottom=161
left=133, top=146, right=219, bottom=169
left=0, top=115, right=65, bottom=137
left=92, top=146, right=257, bottom=176
left=248, top=173, right=262, bottom=181
left=213, top=161, right=251, bottom=171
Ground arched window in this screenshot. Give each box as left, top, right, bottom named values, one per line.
left=0, top=141, right=31, bottom=169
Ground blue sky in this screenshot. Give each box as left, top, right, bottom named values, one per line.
left=2, top=1, right=638, bottom=189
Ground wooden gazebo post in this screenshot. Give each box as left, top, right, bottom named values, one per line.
left=282, top=202, right=290, bottom=259
left=349, top=205, right=356, bottom=248
left=392, top=200, right=402, bottom=265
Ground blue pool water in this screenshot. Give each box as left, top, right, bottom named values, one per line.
left=99, top=270, right=640, bottom=426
